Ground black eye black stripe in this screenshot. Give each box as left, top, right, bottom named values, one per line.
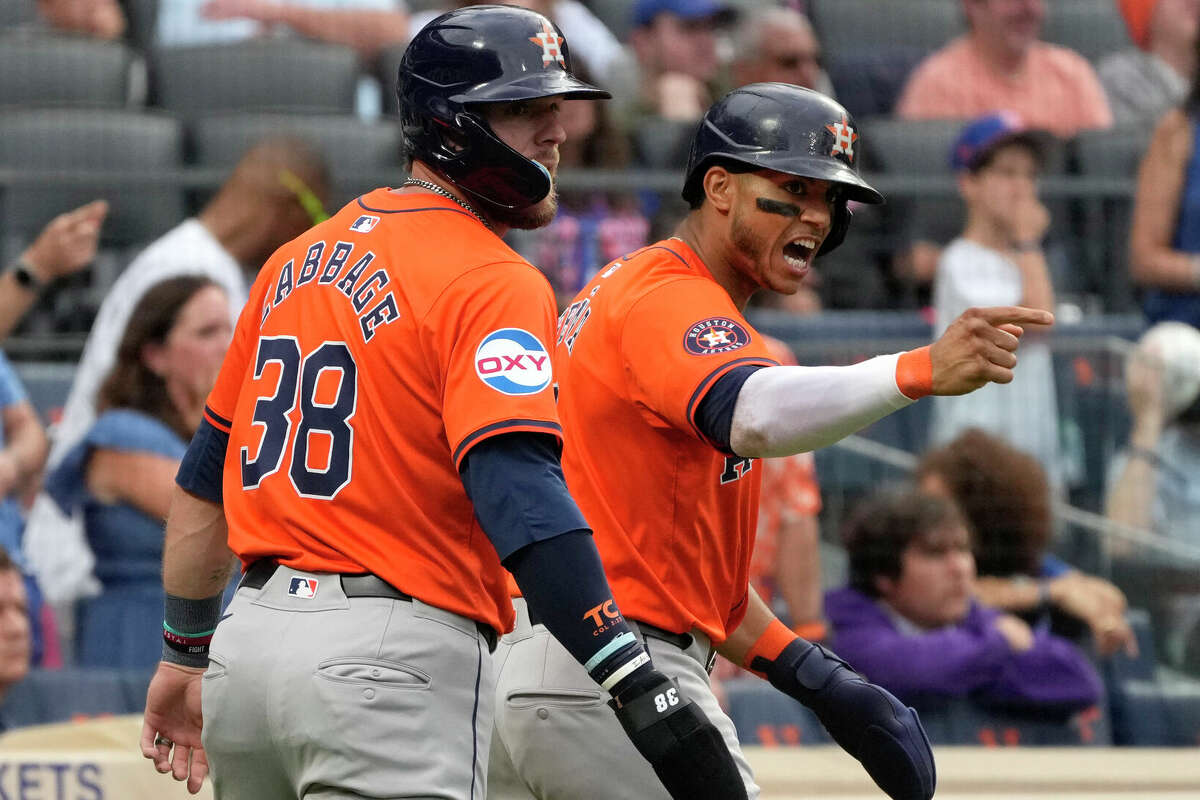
left=756, top=197, right=802, bottom=217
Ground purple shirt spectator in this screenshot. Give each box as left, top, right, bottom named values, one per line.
left=825, top=586, right=1102, bottom=712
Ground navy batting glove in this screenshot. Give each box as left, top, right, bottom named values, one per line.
left=611, top=670, right=749, bottom=800
left=757, top=639, right=935, bottom=800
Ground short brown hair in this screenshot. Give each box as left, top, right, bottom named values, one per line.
left=842, top=486, right=969, bottom=597
left=916, top=428, right=1052, bottom=577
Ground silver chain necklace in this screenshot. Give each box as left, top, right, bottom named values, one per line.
left=401, top=178, right=494, bottom=232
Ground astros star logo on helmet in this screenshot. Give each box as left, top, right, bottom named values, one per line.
left=529, top=20, right=565, bottom=68
left=826, top=115, right=858, bottom=160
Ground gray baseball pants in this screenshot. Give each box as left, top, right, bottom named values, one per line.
left=202, top=565, right=495, bottom=800
left=487, top=598, right=760, bottom=799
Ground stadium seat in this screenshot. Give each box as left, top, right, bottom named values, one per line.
left=808, top=0, right=963, bottom=54
left=0, top=32, right=139, bottom=109
left=189, top=112, right=404, bottom=207
left=1042, top=0, right=1132, bottom=64
left=589, top=0, right=636, bottom=44
left=0, top=0, right=35, bottom=27
left=1108, top=669, right=1200, bottom=746
left=721, top=678, right=831, bottom=746
left=122, top=0, right=161, bottom=53
left=0, top=668, right=153, bottom=728
left=12, top=361, right=77, bottom=421
left=0, top=109, right=185, bottom=247
left=827, top=47, right=929, bottom=119
left=152, top=40, right=360, bottom=116
left=1073, top=125, right=1155, bottom=312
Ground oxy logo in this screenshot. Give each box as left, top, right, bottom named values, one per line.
left=475, top=328, right=552, bottom=395
left=288, top=576, right=319, bottom=598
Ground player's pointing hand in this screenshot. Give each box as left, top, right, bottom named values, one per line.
left=930, top=306, right=1054, bottom=396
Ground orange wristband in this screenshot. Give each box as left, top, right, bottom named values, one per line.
left=742, top=618, right=798, bottom=678
left=895, top=345, right=933, bottom=399
left=791, top=620, right=828, bottom=643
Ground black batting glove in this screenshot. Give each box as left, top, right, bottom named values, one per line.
left=756, top=639, right=936, bottom=800
left=610, top=669, right=749, bottom=800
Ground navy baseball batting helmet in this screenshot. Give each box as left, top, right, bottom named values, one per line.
left=682, top=83, right=883, bottom=255
left=399, top=5, right=610, bottom=211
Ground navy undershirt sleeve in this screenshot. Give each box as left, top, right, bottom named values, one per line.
left=694, top=364, right=767, bottom=452
left=459, top=432, right=589, bottom=562
left=175, top=416, right=230, bottom=504
left=460, top=433, right=650, bottom=694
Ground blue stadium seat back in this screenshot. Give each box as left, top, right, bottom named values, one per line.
left=809, top=0, right=963, bottom=53
left=911, top=694, right=1111, bottom=746
left=11, top=362, right=77, bottom=421
left=0, top=32, right=138, bottom=109
left=190, top=112, right=404, bottom=209
left=1042, top=0, right=1133, bottom=64
left=152, top=40, right=360, bottom=116
left=0, top=0, right=36, bottom=26
left=721, top=678, right=831, bottom=746
left=1108, top=671, right=1200, bottom=746
left=0, top=109, right=185, bottom=246
left=826, top=47, right=929, bottom=119
left=0, top=668, right=152, bottom=728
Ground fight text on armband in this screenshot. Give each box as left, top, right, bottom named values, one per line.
left=259, top=240, right=400, bottom=343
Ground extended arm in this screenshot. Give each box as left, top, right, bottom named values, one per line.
left=729, top=306, right=1054, bottom=458
left=202, top=0, right=409, bottom=61
left=0, top=201, right=106, bottom=341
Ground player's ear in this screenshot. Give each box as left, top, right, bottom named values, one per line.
left=703, top=165, right=736, bottom=213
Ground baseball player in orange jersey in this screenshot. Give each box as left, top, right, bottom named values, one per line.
left=488, top=84, right=1054, bottom=800
left=139, top=7, right=746, bottom=800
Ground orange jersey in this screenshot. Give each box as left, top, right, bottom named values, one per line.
left=205, top=189, right=563, bottom=633
left=554, top=239, right=779, bottom=643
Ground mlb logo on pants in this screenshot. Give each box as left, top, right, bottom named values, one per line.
left=288, top=576, right=319, bottom=598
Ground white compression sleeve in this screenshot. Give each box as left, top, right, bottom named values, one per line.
left=729, top=353, right=916, bottom=458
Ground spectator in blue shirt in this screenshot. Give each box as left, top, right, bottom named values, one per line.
left=45, top=277, right=232, bottom=668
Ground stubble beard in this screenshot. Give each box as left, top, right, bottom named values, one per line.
left=489, top=187, right=560, bottom=230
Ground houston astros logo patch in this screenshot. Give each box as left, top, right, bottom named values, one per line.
left=475, top=328, right=553, bottom=395
left=684, top=318, right=751, bottom=355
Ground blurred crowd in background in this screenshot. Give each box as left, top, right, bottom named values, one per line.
left=0, top=0, right=1198, bottom=749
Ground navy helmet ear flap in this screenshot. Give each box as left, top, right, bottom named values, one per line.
left=816, top=201, right=851, bottom=256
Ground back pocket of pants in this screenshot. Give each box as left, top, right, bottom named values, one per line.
left=505, top=688, right=602, bottom=709
left=315, top=657, right=431, bottom=690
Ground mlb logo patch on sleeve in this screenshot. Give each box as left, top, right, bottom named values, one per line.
left=288, top=576, right=319, bottom=598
